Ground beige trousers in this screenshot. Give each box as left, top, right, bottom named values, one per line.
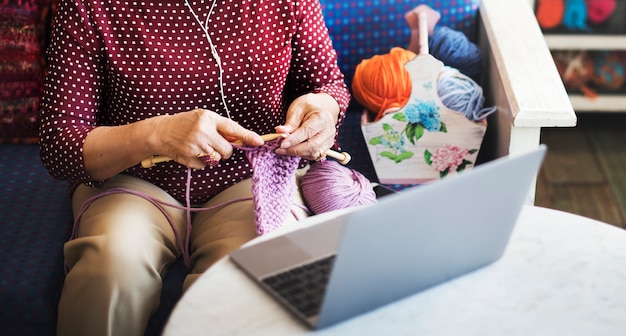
left=57, top=173, right=309, bottom=336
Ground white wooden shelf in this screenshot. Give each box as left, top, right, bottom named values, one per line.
left=528, top=0, right=626, bottom=112
left=567, top=94, right=626, bottom=112
left=544, top=35, right=626, bottom=50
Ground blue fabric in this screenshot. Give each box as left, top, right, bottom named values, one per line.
left=0, top=144, right=185, bottom=336
left=0, top=144, right=71, bottom=336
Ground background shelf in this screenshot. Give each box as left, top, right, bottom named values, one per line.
left=545, top=35, right=626, bottom=50
left=530, top=0, right=626, bottom=112
left=568, top=94, right=626, bottom=112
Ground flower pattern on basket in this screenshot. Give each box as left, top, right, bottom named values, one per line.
left=425, top=144, right=477, bottom=178
left=367, top=123, right=412, bottom=163
left=367, top=98, right=448, bottom=164
left=400, top=98, right=447, bottom=144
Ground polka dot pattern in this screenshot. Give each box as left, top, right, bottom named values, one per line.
left=39, top=0, right=350, bottom=204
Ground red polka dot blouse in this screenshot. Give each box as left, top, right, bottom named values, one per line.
left=39, top=0, right=350, bottom=204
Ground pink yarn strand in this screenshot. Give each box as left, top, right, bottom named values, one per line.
left=69, top=139, right=377, bottom=272
left=69, top=182, right=254, bottom=270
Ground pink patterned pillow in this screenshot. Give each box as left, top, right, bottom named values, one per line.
left=0, top=0, right=53, bottom=143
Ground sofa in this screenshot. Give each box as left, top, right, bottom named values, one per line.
left=0, top=0, right=575, bottom=335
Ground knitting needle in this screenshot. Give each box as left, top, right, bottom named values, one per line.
left=141, top=133, right=351, bottom=168
left=141, top=133, right=282, bottom=168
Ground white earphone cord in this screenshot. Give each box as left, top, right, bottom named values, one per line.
left=184, top=0, right=232, bottom=119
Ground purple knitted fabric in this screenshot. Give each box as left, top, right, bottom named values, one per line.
left=238, top=138, right=301, bottom=235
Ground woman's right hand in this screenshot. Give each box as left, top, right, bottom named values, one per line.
left=83, top=108, right=263, bottom=180
left=150, top=108, right=264, bottom=169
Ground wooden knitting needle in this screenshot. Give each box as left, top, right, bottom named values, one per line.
left=141, top=133, right=351, bottom=168
left=324, top=148, right=351, bottom=165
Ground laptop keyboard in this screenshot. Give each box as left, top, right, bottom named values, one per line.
left=261, top=255, right=336, bottom=318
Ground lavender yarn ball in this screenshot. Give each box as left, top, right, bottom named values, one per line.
left=301, top=160, right=377, bottom=215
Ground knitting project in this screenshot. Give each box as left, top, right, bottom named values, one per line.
left=235, top=138, right=302, bottom=235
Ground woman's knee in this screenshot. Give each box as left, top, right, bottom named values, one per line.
left=65, top=233, right=168, bottom=288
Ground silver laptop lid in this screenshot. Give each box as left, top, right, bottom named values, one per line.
left=316, top=146, right=546, bottom=328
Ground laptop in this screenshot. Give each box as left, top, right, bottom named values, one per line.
left=230, top=145, right=547, bottom=329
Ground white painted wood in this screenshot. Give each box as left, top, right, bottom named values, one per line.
left=545, top=35, right=626, bottom=50
left=568, top=94, right=626, bottom=112
left=509, top=127, right=542, bottom=205
left=479, top=0, right=577, bottom=204
left=480, top=0, right=576, bottom=128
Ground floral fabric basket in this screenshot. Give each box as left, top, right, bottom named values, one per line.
left=360, top=54, right=487, bottom=184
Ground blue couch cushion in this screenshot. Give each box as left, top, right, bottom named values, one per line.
left=0, top=144, right=72, bottom=335
left=0, top=144, right=186, bottom=336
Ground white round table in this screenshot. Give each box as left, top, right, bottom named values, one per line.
left=163, top=206, right=626, bottom=336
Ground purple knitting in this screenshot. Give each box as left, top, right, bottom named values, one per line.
left=237, top=138, right=301, bottom=235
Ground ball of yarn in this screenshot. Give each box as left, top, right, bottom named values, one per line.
left=592, top=51, right=625, bottom=90
left=535, top=0, right=565, bottom=29
left=437, top=66, right=497, bottom=121
left=586, top=0, right=616, bottom=24
left=352, top=47, right=416, bottom=120
left=562, top=0, right=588, bottom=31
left=429, top=26, right=482, bottom=82
left=352, top=50, right=493, bottom=122
left=301, top=160, right=377, bottom=215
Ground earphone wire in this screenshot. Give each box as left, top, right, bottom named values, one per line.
left=184, top=0, right=232, bottom=120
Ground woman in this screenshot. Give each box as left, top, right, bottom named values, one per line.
left=39, top=0, right=350, bottom=335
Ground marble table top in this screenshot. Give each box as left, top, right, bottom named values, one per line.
left=163, top=206, right=626, bottom=336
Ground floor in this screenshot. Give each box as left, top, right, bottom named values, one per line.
left=535, top=112, right=626, bottom=229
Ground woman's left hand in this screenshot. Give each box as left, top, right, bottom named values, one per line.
left=274, top=92, right=340, bottom=161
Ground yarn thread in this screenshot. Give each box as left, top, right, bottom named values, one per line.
left=70, top=139, right=376, bottom=269
left=301, top=160, right=377, bottom=215
left=352, top=49, right=494, bottom=122
left=592, top=50, right=625, bottom=90
left=562, top=0, right=589, bottom=31
left=352, top=47, right=416, bottom=120
left=535, top=0, right=565, bottom=29
left=352, top=24, right=489, bottom=122
left=70, top=169, right=254, bottom=269
left=586, top=0, right=616, bottom=24
left=437, top=66, right=497, bottom=121
left=429, top=26, right=482, bottom=82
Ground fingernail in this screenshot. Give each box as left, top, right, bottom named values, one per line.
left=280, top=140, right=291, bottom=149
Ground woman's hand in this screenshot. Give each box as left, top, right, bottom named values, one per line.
left=83, top=108, right=263, bottom=180
left=274, top=93, right=341, bottom=161
left=150, top=109, right=264, bottom=169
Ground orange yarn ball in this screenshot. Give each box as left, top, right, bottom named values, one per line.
left=352, top=47, right=417, bottom=120
left=535, top=0, right=565, bottom=29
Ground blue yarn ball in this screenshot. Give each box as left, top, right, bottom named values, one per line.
left=437, top=66, right=496, bottom=122
left=429, top=26, right=482, bottom=82
left=562, top=0, right=588, bottom=31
